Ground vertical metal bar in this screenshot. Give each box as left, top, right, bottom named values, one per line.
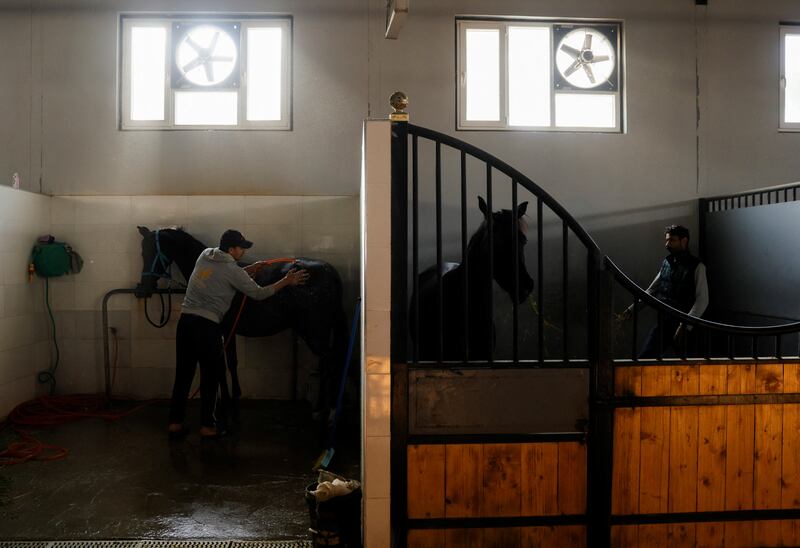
left=698, top=198, right=708, bottom=261
left=460, top=150, right=469, bottom=363
left=681, top=322, right=688, bottom=360
left=632, top=297, right=638, bottom=361
left=562, top=221, right=569, bottom=363
left=389, top=120, right=409, bottom=547
left=512, top=181, right=519, bottom=364
left=537, top=197, right=544, bottom=365
left=435, top=141, right=443, bottom=362
left=737, top=196, right=742, bottom=208
left=794, top=187, right=797, bottom=201
left=486, top=163, right=494, bottom=365
left=587, top=261, right=614, bottom=548
left=412, top=135, right=419, bottom=363
left=785, top=189, right=789, bottom=202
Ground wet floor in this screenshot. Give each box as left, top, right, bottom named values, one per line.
left=0, top=400, right=360, bottom=541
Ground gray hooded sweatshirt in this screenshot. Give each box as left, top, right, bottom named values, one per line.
left=181, top=248, right=275, bottom=324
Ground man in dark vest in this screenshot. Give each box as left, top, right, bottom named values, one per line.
left=620, top=224, right=708, bottom=358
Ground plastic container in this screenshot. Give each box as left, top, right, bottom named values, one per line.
left=305, top=481, right=362, bottom=548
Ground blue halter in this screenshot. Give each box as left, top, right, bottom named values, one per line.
left=141, top=229, right=174, bottom=282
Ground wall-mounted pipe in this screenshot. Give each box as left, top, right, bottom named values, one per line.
left=102, top=287, right=185, bottom=399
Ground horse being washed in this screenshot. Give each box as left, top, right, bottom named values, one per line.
left=411, top=197, right=534, bottom=361
left=136, top=227, right=348, bottom=418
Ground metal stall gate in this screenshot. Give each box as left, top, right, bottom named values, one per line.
left=387, top=114, right=800, bottom=548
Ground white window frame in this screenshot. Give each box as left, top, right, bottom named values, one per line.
left=780, top=25, right=800, bottom=131
left=120, top=14, right=292, bottom=131
left=456, top=17, right=623, bottom=133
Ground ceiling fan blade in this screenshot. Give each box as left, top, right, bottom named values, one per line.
left=589, top=55, right=610, bottom=63
left=181, top=57, right=204, bottom=74
left=204, top=61, right=214, bottom=82
left=210, top=56, right=233, bottom=62
left=582, top=33, right=592, bottom=50
left=583, top=63, right=596, bottom=83
left=560, top=44, right=581, bottom=58
left=564, top=59, right=582, bottom=77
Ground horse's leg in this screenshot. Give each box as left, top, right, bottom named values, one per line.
left=216, top=336, right=232, bottom=430
left=226, top=337, right=242, bottom=400
left=225, top=337, right=241, bottom=421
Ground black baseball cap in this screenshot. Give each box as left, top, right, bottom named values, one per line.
left=219, top=229, right=253, bottom=250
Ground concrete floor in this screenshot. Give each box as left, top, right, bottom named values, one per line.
left=0, top=400, right=360, bottom=541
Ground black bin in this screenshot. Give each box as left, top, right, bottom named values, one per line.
left=305, top=481, right=362, bottom=548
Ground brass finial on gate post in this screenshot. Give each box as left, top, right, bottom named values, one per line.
left=389, top=91, right=409, bottom=121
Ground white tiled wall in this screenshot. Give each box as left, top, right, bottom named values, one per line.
left=48, top=194, right=359, bottom=399
left=0, top=186, right=52, bottom=417
left=361, top=120, right=392, bottom=548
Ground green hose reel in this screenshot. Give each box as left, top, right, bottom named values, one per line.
left=30, top=241, right=83, bottom=278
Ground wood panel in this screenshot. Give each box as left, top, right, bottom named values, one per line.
left=558, top=441, right=586, bottom=515
left=668, top=523, right=695, bottom=548
left=408, top=444, right=446, bottom=518
left=668, top=364, right=699, bottom=515
left=610, top=525, right=637, bottom=547
left=697, top=366, right=726, bottom=513
left=408, top=529, right=446, bottom=548
left=416, top=526, right=589, bottom=547
left=609, top=520, right=800, bottom=547
left=639, top=366, right=671, bottom=515
left=754, top=403, right=782, bottom=545
left=445, top=444, right=482, bottom=517
left=615, top=365, right=641, bottom=396
left=695, top=522, right=724, bottom=548
left=608, top=361, right=800, bottom=548
left=482, top=527, right=520, bottom=548
left=637, top=524, right=669, bottom=548
left=521, top=443, right=557, bottom=516
left=612, top=408, right=640, bottom=514
left=482, top=444, right=521, bottom=517
left=445, top=528, right=483, bottom=547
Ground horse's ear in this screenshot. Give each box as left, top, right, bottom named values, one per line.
left=137, top=226, right=151, bottom=237
left=478, top=196, right=488, bottom=218
left=517, top=202, right=528, bottom=217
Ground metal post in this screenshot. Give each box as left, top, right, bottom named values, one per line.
left=587, top=255, right=614, bottom=548
left=389, top=91, right=409, bottom=548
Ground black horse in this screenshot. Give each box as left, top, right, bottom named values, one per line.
left=136, top=226, right=348, bottom=418
left=411, top=197, right=534, bottom=361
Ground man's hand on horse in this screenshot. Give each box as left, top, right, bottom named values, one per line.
left=617, top=307, right=633, bottom=322
left=285, top=268, right=310, bottom=286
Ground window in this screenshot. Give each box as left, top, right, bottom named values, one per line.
left=457, top=18, right=623, bottom=132
left=781, top=25, right=800, bottom=130
left=121, top=15, right=291, bottom=130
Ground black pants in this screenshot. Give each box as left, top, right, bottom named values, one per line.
left=169, top=313, right=224, bottom=428
left=639, top=317, right=698, bottom=359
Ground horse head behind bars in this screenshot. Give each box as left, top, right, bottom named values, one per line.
left=410, top=196, right=534, bottom=362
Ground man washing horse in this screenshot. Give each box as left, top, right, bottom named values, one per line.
left=168, top=229, right=309, bottom=439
